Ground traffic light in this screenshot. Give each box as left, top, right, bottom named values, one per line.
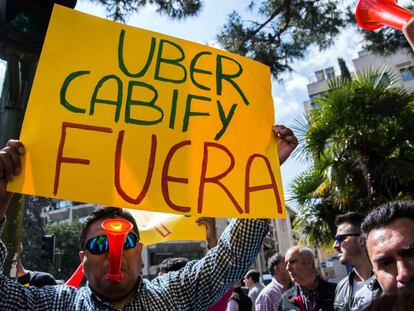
left=0, top=0, right=77, bottom=57
left=41, top=234, right=55, bottom=264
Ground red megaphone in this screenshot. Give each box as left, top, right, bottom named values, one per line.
left=65, top=263, right=84, bottom=288
left=356, top=0, right=414, bottom=30
left=101, top=219, right=133, bottom=282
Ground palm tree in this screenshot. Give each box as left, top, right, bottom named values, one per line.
left=289, top=67, right=414, bottom=246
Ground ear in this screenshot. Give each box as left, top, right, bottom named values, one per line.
left=79, top=251, right=85, bottom=263
left=136, top=243, right=143, bottom=257
left=359, top=236, right=366, bottom=248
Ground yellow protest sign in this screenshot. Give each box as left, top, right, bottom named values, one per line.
left=131, top=210, right=204, bottom=245
left=8, top=5, right=286, bottom=218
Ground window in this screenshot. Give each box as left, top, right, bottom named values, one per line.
left=400, top=66, right=414, bottom=81
left=325, top=67, right=335, bottom=79
left=315, top=70, right=325, bottom=82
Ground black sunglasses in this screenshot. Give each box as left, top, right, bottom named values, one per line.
left=83, top=232, right=139, bottom=255
left=334, top=233, right=361, bottom=244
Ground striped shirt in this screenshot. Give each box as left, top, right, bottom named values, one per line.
left=0, top=218, right=269, bottom=310
left=255, top=279, right=285, bottom=311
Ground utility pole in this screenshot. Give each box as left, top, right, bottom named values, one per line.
left=0, top=0, right=77, bottom=276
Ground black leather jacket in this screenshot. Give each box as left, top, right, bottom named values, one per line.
left=279, top=276, right=336, bottom=311
left=333, top=270, right=382, bottom=311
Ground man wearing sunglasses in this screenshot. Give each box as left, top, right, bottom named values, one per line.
left=333, top=212, right=381, bottom=311
left=0, top=124, right=298, bottom=310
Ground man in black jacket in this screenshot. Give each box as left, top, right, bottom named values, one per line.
left=333, top=213, right=382, bottom=311
left=279, top=246, right=336, bottom=311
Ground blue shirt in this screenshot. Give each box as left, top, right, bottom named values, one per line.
left=0, top=218, right=269, bottom=310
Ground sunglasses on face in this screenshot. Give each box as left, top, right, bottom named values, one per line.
left=334, top=233, right=360, bottom=244
left=83, top=232, right=139, bottom=255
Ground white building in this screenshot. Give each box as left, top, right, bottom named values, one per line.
left=304, top=48, right=414, bottom=112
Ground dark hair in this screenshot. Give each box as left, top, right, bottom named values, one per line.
left=335, top=212, right=365, bottom=228
left=361, top=201, right=414, bottom=236
left=158, top=257, right=189, bottom=274
left=245, top=269, right=260, bottom=283
left=79, top=207, right=140, bottom=248
left=267, top=253, right=283, bottom=276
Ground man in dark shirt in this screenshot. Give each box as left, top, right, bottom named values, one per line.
left=16, top=242, right=57, bottom=287
left=0, top=125, right=298, bottom=310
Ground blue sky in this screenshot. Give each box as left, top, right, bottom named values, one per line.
left=0, top=1, right=370, bottom=201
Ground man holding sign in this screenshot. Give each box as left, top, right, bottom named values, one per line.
left=0, top=125, right=296, bottom=311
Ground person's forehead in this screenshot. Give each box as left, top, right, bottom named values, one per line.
left=85, top=220, right=107, bottom=240
left=286, top=250, right=299, bottom=261
left=336, top=223, right=358, bottom=234
left=85, top=217, right=132, bottom=240
left=367, top=218, right=414, bottom=258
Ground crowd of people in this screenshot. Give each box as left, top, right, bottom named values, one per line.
left=0, top=125, right=412, bottom=310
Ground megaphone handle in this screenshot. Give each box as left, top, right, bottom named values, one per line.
left=403, top=17, right=414, bottom=51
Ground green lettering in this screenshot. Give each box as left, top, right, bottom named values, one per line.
left=182, top=94, right=211, bottom=132
left=118, top=29, right=156, bottom=78
left=60, top=70, right=90, bottom=113
left=90, top=75, right=123, bottom=123
left=190, top=51, right=212, bottom=91
left=169, top=89, right=179, bottom=129
left=216, top=55, right=249, bottom=106
left=126, top=81, right=163, bottom=125
left=215, top=100, right=237, bottom=141
left=155, top=39, right=187, bottom=84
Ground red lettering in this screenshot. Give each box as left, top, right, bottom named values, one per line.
left=114, top=131, right=157, bottom=204
left=245, top=154, right=282, bottom=214
left=197, top=142, right=243, bottom=214
left=54, top=122, right=113, bottom=195
left=161, top=140, right=191, bottom=213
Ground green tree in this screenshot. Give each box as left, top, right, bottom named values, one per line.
left=290, top=68, right=414, bottom=246
left=90, top=1, right=412, bottom=78
left=45, top=221, right=82, bottom=281
left=88, top=0, right=202, bottom=22
left=20, top=196, right=52, bottom=272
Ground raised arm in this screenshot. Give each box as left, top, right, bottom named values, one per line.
left=0, top=140, right=25, bottom=221
left=273, top=125, right=297, bottom=165
left=196, top=217, right=218, bottom=249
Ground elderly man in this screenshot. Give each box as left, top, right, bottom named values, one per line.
left=279, top=246, right=336, bottom=311
left=255, top=253, right=291, bottom=311
left=0, top=125, right=298, bottom=310
left=361, top=200, right=414, bottom=294
left=333, top=212, right=381, bottom=310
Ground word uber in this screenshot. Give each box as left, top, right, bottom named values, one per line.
left=60, top=29, right=250, bottom=141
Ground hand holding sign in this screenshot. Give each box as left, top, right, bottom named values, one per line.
left=8, top=6, right=288, bottom=219
left=0, top=140, right=25, bottom=220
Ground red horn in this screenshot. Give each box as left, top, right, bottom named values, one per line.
left=65, top=263, right=84, bottom=288
left=356, top=0, right=414, bottom=30
left=101, top=219, right=133, bottom=282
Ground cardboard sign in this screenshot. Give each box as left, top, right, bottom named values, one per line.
left=9, top=5, right=286, bottom=218
left=131, top=210, right=204, bottom=245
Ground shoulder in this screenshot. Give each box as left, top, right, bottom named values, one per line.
left=319, top=277, right=337, bottom=293
left=30, top=271, right=57, bottom=286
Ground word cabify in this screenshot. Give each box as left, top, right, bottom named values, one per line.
left=60, top=29, right=249, bottom=141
